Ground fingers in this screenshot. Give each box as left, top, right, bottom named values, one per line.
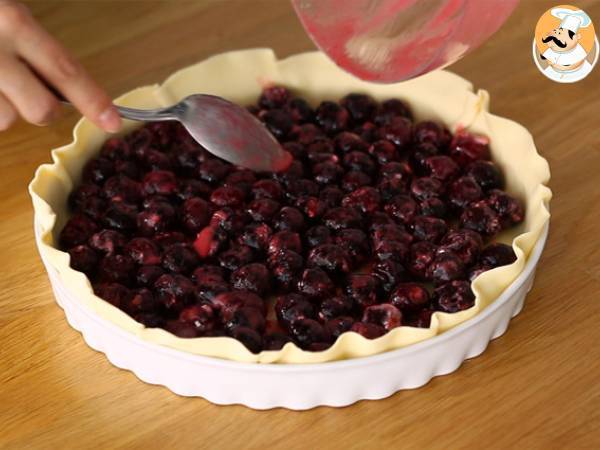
left=0, top=1, right=121, bottom=132
left=0, top=91, right=17, bottom=130
left=14, top=23, right=121, bottom=132
left=0, top=54, right=60, bottom=125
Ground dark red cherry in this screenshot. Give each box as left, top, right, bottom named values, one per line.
left=390, top=283, right=430, bottom=312
left=362, top=304, right=402, bottom=330
left=433, top=281, right=475, bottom=313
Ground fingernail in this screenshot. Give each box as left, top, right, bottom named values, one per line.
left=99, top=106, right=121, bottom=133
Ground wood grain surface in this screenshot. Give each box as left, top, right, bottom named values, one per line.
left=1, top=1, right=599, bottom=449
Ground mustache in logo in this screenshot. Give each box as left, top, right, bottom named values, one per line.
left=542, top=35, right=567, bottom=48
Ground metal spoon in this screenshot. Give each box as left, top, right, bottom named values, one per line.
left=49, top=83, right=291, bottom=172
left=113, top=95, right=292, bottom=172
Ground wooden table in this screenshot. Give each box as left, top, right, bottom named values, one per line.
left=1, top=1, right=599, bottom=448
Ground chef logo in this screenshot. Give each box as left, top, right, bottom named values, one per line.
left=533, top=5, right=598, bottom=83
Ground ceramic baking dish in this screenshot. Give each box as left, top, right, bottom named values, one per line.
left=29, top=49, right=551, bottom=408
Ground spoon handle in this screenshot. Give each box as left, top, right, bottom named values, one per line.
left=36, top=69, right=179, bottom=122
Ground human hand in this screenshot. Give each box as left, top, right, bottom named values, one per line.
left=0, top=1, right=121, bottom=131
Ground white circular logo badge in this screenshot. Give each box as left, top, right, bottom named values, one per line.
left=532, top=5, right=598, bottom=83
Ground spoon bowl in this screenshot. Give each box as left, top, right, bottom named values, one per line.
left=116, top=94, right=292, bottom=172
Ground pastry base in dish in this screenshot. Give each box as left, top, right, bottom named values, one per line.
left=30, top=49, right=550, bottom=367
left=37, top=220, right=547, bottom=409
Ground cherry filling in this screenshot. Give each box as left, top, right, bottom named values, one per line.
left=60, top=87, right=523, bottom=354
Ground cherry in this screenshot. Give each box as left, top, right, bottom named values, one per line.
left=231, top=263, right=271, bottom=295
left=372, top=260, right=407, bottom=293
left=251, top=179, right=284, bottom=201
left=341, top=186, right=381, bottom=214
left=486, top=189, right=524, bottom=228
left=318, top=296, right=354, bottom=322
left=88, top=229, right=126, bottom=255
left=297, top=268, right=335, bottom=301
left=125, top=237, right=162, bottom=266
left=247, top=198, right=281, bottom=222
left=275, top=293, right=316, bottom=328
left=427, top=252, right=466, bottom=285
left=313, top=161, right=344, bottom=185
left=177, top=179, right=212, bottom=201
left=419, top=197, right=448, bottom=218
left=230, top=327, right=263, bottom=353
left=137, top=203, right=175, bottom=236
left=179, top=304, right=215, bottom=335
left=319, top=185, right=345, bottom=206
left=125, top=288, right=158, bottom=315
left=102, top=175, right=142, bottom=204
left=211, top=290, right=265, bottom=315
left=308, top=244, right=353, bottom=275
left=93, top=282, right=131, bottom=308
left=434, top=280, right=475, bottom=313
left=448, top=176, right=484, bottom=209
left=350, top=322, right=386, bottom=339
left=362, top=304, right=402, bottom=330
left=264, top=332, right=292, bottom=351
left=100, top=136, right=132, bottom=161
left=261, top=109, right=294, bottom=139
left=142, top=170, right=178, bottom=196
left=210, top=186, right=246, bottom=208
left=323, top=207, right=363, bottom=231
left=384, top=195, right=418, bottom=225
left=98, top=254, right=135, bottom=285
left=465, top=160, right=503, bottom=191
left=197, top=158, right=230, bottom=184
left=374, top=98, right=412, bottom=125
left=238, top=222, right=273, bottom=251
left=60, top=215, right=99, bottom=249
left=410, top=177, right=444, bottom=201
left=68, top=245, right=98, bottom=274
left=82, top=157, right=114, bottom=184
left=224, top=306, right=266, bottom=333
left=345, top=274, right=379, bottom=308
left=438, top=229, right=483, bottom=266
left=285, top=97, right=314, bottom=123
left=268, top=249, right=304, bottom=292
left=315, top=101, right=350, bottom=135
left=268, top=230, right=302, bottom=256
left=218, top=244, right=254, bottom=271
left=162, top=243, right=199, bottom=274
left=334, top=131, right=369, bottom=153
left=182, top=197, right=211, bottom=233
left=423, top=155, right=459, bottom=182
left=335, top=228, right=370, bottom=265
left=136, top=265, right=165, bottom=287
left=376, top=116, right=412, bottom=150
left=341, top=171, right=372, bottom=192
left=224, top=169, right=257, bottom=193
left=460, top=200, right=502, bottom=236
left=273, top=206, right=305, bottom=232
left=408, top=241, right=437, bottom=280
left=259, top=86, right=291, bottom=109
left=479, top=243, right=517, bottom=267
left=409, top=309, right=434, bottom=328
left=340, top=93, right=377, bottom=123
left=306, top=225, right=333, bottom=248
left=289, top=319, right=331, bottom=350
left=412, top=216, right=448, bottom=243
left=413, top=121, right=451, bottom=149
left=326, top=316, right=355, bottom=339
left=449, top=131, right=491, bottom=166
left=368, top=140, right=399, bottom=164
left=390, top=283, right=430, bottom=312
left=154, top=274, right=195, bottom=313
